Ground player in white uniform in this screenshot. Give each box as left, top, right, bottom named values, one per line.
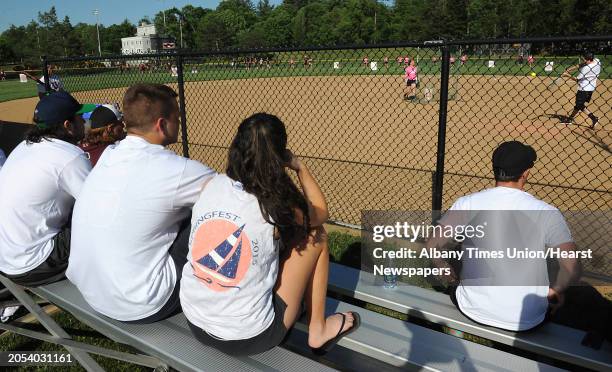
left=562, top=52, right=601, bottom=129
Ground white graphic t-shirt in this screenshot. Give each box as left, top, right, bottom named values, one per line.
left=180, top=174, right=279, bottom=340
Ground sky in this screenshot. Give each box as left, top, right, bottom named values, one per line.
left=0, top=0, right=283, bottom=33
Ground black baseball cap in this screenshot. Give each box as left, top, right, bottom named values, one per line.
left=89, top=104, right=123, bottom=129
left=33, top=91, right=96, bottom=129
left=582, top=51, right=594, bottom=61
left=492, top=141, right=537, bottom=177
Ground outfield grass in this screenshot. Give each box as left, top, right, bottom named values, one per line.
left=2, top=54, right=608, bottom=103
left=0, top=80, right=38, bottom=102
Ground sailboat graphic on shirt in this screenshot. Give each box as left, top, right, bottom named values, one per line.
left=196, top=224, right=245, bottom=282
left=191, top=220, right=252, bottom=292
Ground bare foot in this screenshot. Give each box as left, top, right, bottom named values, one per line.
left=308, top=312, right=355, bottom=348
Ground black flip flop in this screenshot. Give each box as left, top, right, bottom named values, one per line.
left=311, top=311, right=361, bottom=356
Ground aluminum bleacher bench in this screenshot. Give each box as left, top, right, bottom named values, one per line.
left=0, top=275, right=335, bottom=372
left=328, top=262, right=612, bottom=371
left=1, top=274, right=563, bottom=372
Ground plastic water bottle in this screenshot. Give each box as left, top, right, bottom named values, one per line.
left=383, top=256, right=398, bottom=289
left=383, top=273, right=398, bottom=289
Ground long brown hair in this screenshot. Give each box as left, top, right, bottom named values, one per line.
left=227, top=113, right=310, bottom=248
left=81, top=124, right=125, bottom=146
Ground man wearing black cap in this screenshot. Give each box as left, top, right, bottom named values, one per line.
left=562, top=52, right=601, bottom=129
left=0, top=92, right=94, bottom=286
left=428, top=141, right=580, bottom=331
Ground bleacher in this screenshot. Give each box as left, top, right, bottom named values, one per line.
left=1, top=121, right=610, bottom=371
left=2, top=261, right=609, bottom=371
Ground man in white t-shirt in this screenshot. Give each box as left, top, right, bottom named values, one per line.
left=562, top=51, right=601, bottom=129
left=428, top=141, right=581, bottom=331
left=67, top=84, right=216, bottom=323
left=0, top=92, right=94, bottom=286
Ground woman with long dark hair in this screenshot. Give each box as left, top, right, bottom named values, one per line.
left=180, top=113, right=359, bottom=355
left=79, top=104, right=126, bottom=167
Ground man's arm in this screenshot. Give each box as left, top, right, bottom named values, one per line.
left=548, top=241, right=581, bottom=313
left=426, top=231, right=459, bottom=285
left=58, top=154, right=93, bottom=199
left=551, top=242, right=582, bottom=292
left=563, top=64, right=584, bottom=81
left=173, top=159, right=217, bottom=208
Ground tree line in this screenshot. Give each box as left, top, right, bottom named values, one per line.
left=0, top=0, right=609, bottom=65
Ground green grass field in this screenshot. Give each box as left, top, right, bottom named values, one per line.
left=0, top=310, right=150, bottom=371
left=0, top=80, right=39, bottom=102
left=2, top=53, right=608, bottom=103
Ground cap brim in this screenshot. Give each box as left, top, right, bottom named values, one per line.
left=76, top=104, right=98, bottom=115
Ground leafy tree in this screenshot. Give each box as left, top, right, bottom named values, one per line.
left=260, top=4, right=296, bottom=46
left=257, top=0, right=274, bottom=18
left=180, top=5, right=212, bottom=49
left=0, top=0, right=610, bottom=63
left=73, top=23, right=98, bottom=56
left=103, top=20, right=136, bottom=54
left=138, top=16, right=152, bottom=25
left=196, top=0, right=257, bottom=49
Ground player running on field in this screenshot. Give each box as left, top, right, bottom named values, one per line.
left=562, top=51, right=601, bottom=129
left=403, top=59, right=418, bottom=100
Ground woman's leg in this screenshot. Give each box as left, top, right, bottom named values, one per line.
left=274, top=226, right=355, bottom=348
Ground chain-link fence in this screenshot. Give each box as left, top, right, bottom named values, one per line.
left=44, top=36, right=611, bottom=280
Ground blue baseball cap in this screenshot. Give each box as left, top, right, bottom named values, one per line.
left=33, top=92, right=97, bottom=129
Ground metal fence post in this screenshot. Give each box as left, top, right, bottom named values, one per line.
left=41, top=56, right=50, bottom=94
left=432, top=43, right=451, bottom=222
left=175, top=53, right=190, bottom=158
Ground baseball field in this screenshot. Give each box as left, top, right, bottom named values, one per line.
left=1, top=69, right=610, bottom=276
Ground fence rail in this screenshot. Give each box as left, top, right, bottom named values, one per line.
left=44, top=36, right=611, bottom=280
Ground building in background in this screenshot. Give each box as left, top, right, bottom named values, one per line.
left=121, top=23, right=174, bottom=56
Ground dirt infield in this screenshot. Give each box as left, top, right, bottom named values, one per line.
left=0, top=97, right=37, bottom=123
left=1, top=75, right=610, bottom=221
left=1, top=74, right=609, bottom=275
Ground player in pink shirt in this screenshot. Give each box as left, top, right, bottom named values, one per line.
left=403, top=59, right=418, bottom=100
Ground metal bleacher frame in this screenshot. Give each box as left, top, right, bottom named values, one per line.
left=0, top=263, right=595, bottom=371
left=0, top=125, right=609, bottom=371
left=328, top=262, right=612, bottom=371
